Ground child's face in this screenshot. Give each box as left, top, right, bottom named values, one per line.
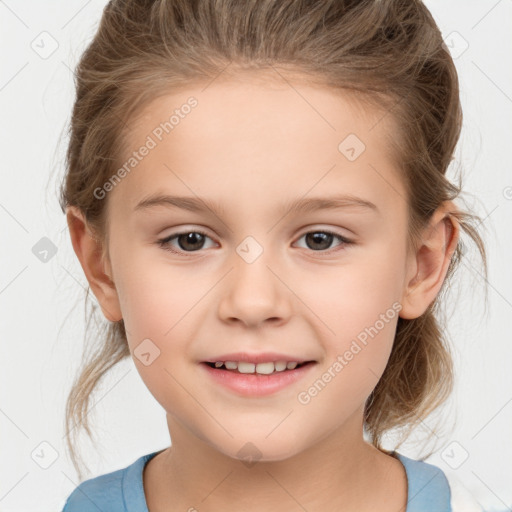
left=103, top=75, right=416, bottom=460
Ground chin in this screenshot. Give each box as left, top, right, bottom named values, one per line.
left=215, top=434, right=306, bottom=465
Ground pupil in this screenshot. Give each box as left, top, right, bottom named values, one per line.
left=306, top=232, right=332, bottom=250
left=179, top=232, right=204, bottom=251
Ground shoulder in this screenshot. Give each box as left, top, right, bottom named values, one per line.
left=395, top=452, right=452, bottom=512
left=61, top=465, right=126, bottom=512
left=61, top=452, right=160, bottom=512
left=393, top=452, right=484, bottom=512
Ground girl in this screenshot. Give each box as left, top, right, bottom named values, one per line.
left=60, top=0, right=487, bottom=511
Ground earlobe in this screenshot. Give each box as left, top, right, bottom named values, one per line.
left=66, top=206, right=123, bottom=322
left=399, top=202, right=460, bottom=320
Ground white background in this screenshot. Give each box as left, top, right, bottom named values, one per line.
left=1, top=1, right=511, bottom=510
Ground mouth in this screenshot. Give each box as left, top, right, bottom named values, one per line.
left=202, top=360, right=316, bottom=374
left=199, top=360, right=318, bottom=396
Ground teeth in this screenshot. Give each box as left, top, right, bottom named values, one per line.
left=274, top=361, right=287, bottom=372
left=254, top=362, right=274, bottom=375
left=238, top=362, right=256, bottom=374
left=214, top=360, right=303, bottom=374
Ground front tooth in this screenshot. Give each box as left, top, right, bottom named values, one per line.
left=225, top=361, right=238, bottom=370
left=286, top=362, right=298, bottom=370
left=238, top=362, right=256, bottom=373
left=274, top=361, right=287, bottom=372
left=255, top=362, right=275, bottom=374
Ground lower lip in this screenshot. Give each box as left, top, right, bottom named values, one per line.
left=200, top=362, right=317, bottom=397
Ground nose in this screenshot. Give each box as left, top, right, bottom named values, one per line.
left=217, top=250, right=292, bottom=329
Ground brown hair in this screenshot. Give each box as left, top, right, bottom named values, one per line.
left=59, top=0, right=487, bottom=480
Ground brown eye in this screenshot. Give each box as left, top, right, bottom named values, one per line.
left=295, top=230, right=353, bottom=253
left=305, top=232, right=334, bottom=251
left=175, top=232, right=206, bottom=251
left=157, top=230, right=215, bottom=254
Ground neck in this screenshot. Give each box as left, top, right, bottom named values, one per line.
left=144, top=407, right=403, bottom=512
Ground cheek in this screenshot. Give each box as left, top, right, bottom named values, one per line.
left=295, top=281, right=401, bottom=422
left=113, top=250, right=207, bottom=343
left=112, top=257, right=204, bottom=410
left=295, top=244, right=405, bottom=390
left=299, top=243, right=405, bottom=332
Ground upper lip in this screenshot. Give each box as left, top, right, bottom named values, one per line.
left=202, top=352, right=316, bottom=364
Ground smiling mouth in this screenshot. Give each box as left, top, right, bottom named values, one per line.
left=202, top=361, right=315, bottom=375
left=200, top=359, right=318, bottom=396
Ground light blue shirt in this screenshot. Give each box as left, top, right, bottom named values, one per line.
left=61, top=450, right=452, bottom=511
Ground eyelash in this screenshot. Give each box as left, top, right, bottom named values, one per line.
left=156, top=229, right=354, bottom=256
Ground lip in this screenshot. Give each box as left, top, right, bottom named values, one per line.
left=202, top=352, right=314, bottom=364
left=199, top=360, right=317, bottom=397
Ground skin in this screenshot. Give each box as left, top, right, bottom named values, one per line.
left=67, top=71, right=459, bottom=512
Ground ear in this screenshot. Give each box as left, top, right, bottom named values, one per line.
left=400, top=201, right=460, bottom=320
left=66, top=205, right=122, bottom=322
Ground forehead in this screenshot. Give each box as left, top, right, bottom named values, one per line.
left=123, top=69, right=399, bottom=155
left=111, top=74, right=406, bottom=216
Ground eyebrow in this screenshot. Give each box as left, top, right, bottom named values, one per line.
left=134, top=193, right=379, bottom=216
